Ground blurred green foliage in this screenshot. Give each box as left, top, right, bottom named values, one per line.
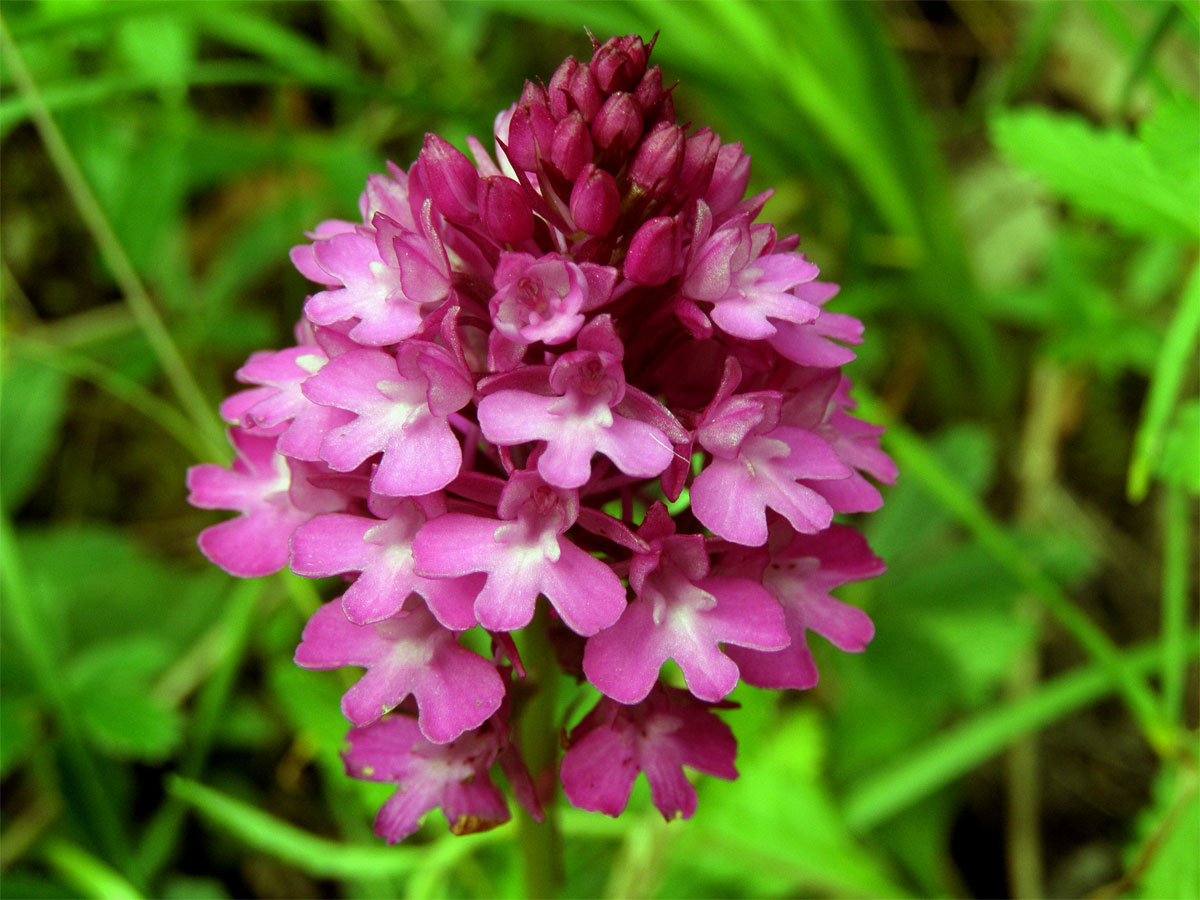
left=1, top=1, right=1197, bottom=898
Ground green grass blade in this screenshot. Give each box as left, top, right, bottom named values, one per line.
left=42, top=840, right=144, bottom=900
left=1129, top=261, right=1200, bottom=501
left=8, top=337, right=212, bottom=462
left=132, top=577, right=265, bottom=887
left=0, top=514, right=131, bottom=866
left=843, top=633, right=1198, bottom=830
left=1160, top=488, right=1194, bottom=725
left=857, top=391, right=1172, bottom=750
left=0, top=14, right=227, bottom=461
left=168, top=776, right=512, bottom=880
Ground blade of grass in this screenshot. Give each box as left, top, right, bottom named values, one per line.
left=0, top=13, right=226, bottom=461
left=1118, top=3, right=1181, bottom=112
left=168, top=776, right=502, bottom=880
left=0, top=61, right=293, bottom=132
left=131, top=577, right=265, bottom=888
left=0, top=515, right=131, bottom=866
left=8, top=337, right=212, bottom=461
left=843, top=632, right=1199, bottom=830
left=1160, top=487, right=1193, bottom=725
left=1128, top=261, right=1200, bottom=501
left=42, top=840, right=143, bottom=900
left=857, top=391, right=1172, bottom=751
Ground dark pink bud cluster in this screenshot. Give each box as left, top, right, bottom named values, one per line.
left=187, top=32, right=893, bottom=842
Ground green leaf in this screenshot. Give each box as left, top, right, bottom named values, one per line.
left=168, top=776, right=508, bottom=880
left=41, top=840, right=143, bottom=900
left=65, top=639, right=181, bottom=761
left=0, top=691, right=37, bottom=776
left=991, top=107, right=1200, bottom=239
left=841, top=634, right=1197, bottom=830
left=116, top=14, right=195, bottom=87
left=1157, top=399, right=1200, bottom=493
left=17, top=525, right=222, bottom=656
left=667, top=708, right=910, bottom=898
left=68, top=643, right=183, bottom=761
left=0, top=358, right=69, bottom=513
left=1129, top=262, right=1200, bottom=500
left=1130, top=766, right=1200, bottom=899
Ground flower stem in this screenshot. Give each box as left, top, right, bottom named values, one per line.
left=517, top=608, right=564, bottom=898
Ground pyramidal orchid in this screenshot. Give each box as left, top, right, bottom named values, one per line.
left=188, top=32, right=893, bottom=848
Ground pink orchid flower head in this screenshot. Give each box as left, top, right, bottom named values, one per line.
left=187, top=30, right=891, bottom=843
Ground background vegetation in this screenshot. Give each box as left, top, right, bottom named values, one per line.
left=1, top=1, right=1197, bottom=898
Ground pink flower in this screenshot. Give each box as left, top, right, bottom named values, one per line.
left=413, top=472, right=627, bottom=636
left=583, top=504, right=788, bottom=703
left=294, top=596, right=503, bottom=741
left=343, top=712, right=542, bottom=843
left=189, top=31, right=892, bottom=841
left=560, top=686, right=737, bottom=820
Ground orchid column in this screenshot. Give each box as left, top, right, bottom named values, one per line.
left=188, top=29, right=894, bottom=872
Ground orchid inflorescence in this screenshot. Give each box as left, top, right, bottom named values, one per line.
left=187, top=32, right=894, bottom=843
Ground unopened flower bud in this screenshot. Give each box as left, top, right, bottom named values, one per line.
left=624, top=215, right=680, bottom=285
left=570, top=164, right=620, bottom=236
left=629, top=122, right=684, bottom=196
left=678, top=127, right=721, bottom=200
left=506, top=98, right=555, bottom=171
left=550, top=114, right=594, bottom=180
left=549, top=58, right=603, bottom=122
left=705, top=141, right=752, bottom=217
left=594, top=35, right=646, bottom=85
left=591, top=92, right=643, bottom=154
left=478, top=176, right=534, bottom=243
left=421, top=134, right=479, bottom=225
left=591, top=34, right=650, bottom=93
left=633, top=66, right=667, bottom=117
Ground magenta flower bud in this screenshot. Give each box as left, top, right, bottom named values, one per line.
left=506, top=99, right=555, bottom=171
left=549, top=57, right=603, bottom=122
left=591, top=34, right=651, bottom=93
left=591, top=92, right=643, bottom=153
left=624, top=215, right=681, bottom=285
left=547, top=57, right=580, bottom=119
left=550, top=113, right=594, bottom=180
left=633, top=65, right=667, bottom=116
left=705, top=141, right=753, bottom=218
left=678, top=127, right=721, bottom=199
left=629, top=121, right=684, bottom=196
left=477, top=176, right=534, bottom=244
left=570, top=164, right=620, bottom=236
left=421, top=134, right=480, bottom=226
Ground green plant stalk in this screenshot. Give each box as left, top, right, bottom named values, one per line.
left=9, top=337, right=212, bottom=462
left=0, top=515, right=131, bottom=867
left=42, top=840, right=143, bottom=900
left=857, top=391, right=1173, bottom=752
left=1161, top=487, right=1193, bottom=727
left=0, top=14, right=227, bottom=462
left=131, top=577, right=264, bottom=888
left=517, top=609, right=564, bottom=899
left=1129, top=261, right=1200, bottom=501
left=169, top=776, right=514, bottom=879
left=843, top=632, right=1199, bottom=830
left=1118, top=3, right=1181, bottom=113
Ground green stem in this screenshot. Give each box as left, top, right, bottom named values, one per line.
left=843, top=631, right=1199, bottom=830
left=0, top=14, right=227, bottom=462
left=1161, top=487, right=1193, bottom=727
left=42, top=840, right=143, bottom=900
left=0, top=515, right=131, bottom=867
left=856, top=391, right=1173, bottom=754
left=131, top=577, right=264, bottom=888
left=9, top=337, right=212, bottom=462
left=517, top=609, right=564, bottom=899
